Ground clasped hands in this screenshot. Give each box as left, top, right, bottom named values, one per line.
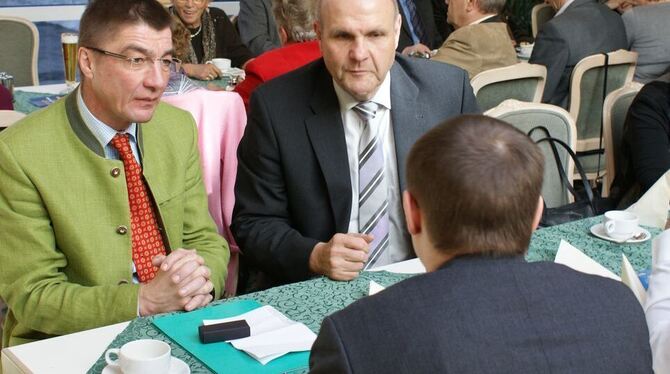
left=138, top=249, right=213, bottom=316
left=309, top=233, right=374, bottom=281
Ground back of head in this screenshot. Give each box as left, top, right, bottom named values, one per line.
left=406, top=115, right=544, bottom=256
left=477, top=0, right=507, bottom=14
left=79, top=0, right=171, bottom=48
left=272, top=0, right=317, bottom=43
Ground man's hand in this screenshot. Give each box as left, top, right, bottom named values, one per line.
left=138, top=249, right=213, bottom=316
left=401, top=43, right=432, bottom=58
left=182, top=63, right=222, bottom=81
left=309, top=233, right=373, bottom=281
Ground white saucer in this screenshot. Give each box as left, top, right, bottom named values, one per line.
left=589, top=223, right=651, bottom=243
left=101, top=356, right=190, bottom=374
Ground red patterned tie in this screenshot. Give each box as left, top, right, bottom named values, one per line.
left=110, top=134, right=166, bottom=282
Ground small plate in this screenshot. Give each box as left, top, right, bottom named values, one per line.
left=589, top=223, right=651, bottom=243
left=102, top=356, right=190, bottom=374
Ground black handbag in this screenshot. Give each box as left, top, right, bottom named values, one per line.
left=528, top=126, right=598, bottom=227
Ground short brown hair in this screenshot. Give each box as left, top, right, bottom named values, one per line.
left=406, top=115, right=544, bottom=256
left=79, top=0, right=171, bottom=48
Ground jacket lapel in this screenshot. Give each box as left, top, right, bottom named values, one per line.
left=390, top=61, right=423, bottom=191
left=305, top=67, right=352, bottom=233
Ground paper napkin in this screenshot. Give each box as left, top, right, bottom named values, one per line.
left=555, top=240, right=620, bottom=281
left=202, top=306, right=316, bottom=365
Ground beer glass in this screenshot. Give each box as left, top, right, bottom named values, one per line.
left=61, top=33, right=79, bottom=89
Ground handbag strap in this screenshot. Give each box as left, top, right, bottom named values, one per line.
left=535, top=135, right=597, bottom=212
left=528, top=126, right=578, bottom=197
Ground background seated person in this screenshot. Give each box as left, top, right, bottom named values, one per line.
left=619, top=0, right=670, bottom=83
left=529, top=0, right=627, bottom=108
left=238, top=0, right=282, bottom=57
left=396, top=0, right=446, bottom=56
left=0, top=0, right=228, bottom=347
left=431, top=0, right=517, bottom=78
left=309, top=114, right=653, bottom=373
left=234, top=0, right=322, bottom=110
left=170, top=0, right=253, bottom=80
left=612, top=71, right=670, bottom=206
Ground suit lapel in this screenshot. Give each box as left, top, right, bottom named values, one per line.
left=390, top=61, right=423, bottom=192
left=305, top=67, right=352, bottom=233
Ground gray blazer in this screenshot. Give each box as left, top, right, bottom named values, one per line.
left=310, top=255, right=654, bottom=373
left=529, top=0, right=627, bottom=108
left=622, top=2, right=670, bottom=83
left=232, top=55, right=478, bottom=285
left=237, top=0, right=281, bottom=57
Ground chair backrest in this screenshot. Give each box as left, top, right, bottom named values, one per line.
left=486, top=99, right=577, bottom=208
left=0, top=16, right=39, bottom=86
left=531, top=3, right=555, bottom=38
left=601, top=81, right=643, bottom=197
left=568, top=49, right=637, bottom=153
left=470, top=62, right=547, bottom=112
left=0, top=110, right=26, bottom=130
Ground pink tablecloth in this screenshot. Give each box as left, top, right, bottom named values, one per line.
left=162, top=90, right=246, bottom=296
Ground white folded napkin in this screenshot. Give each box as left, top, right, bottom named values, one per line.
left=202, top=305, right=316, bottom=365
left=626, top=170, right=670, bottom=229
left=555, top=240, right=620, bottom=281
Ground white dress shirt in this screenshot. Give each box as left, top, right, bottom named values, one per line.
left=333, top=73, right=413, bottom=267
left=646, top=228, right=670, bottom=373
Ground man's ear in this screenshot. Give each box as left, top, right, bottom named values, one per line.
left=531, top=196, right=544, bottom=231
left=279, top=26, right=289, bottom=45
left=78, top=47, right=94, bottom=79
left=403, top=190, right=422, bottom=235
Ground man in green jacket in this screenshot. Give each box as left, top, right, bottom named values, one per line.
left=0, top=0, right=229, bottom=347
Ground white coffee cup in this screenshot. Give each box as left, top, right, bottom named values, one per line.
left=603, top=210, right=639, bottom=240
left=105, top=339, right=171, bottom=374
left=211, top=58, right=231, bottom=71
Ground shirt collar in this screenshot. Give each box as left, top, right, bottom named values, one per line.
left=469, top=14, right=497, bottom=25
left=555, top=0, right=576, bottom=16
left=333, top=71, right=392, bottom=112
left=77, top=88, right=138, bottom=148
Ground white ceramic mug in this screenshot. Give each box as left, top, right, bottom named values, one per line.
left=105, top=339, right=171, bottom=374
left=211, top=58, right=231, bottom=71
left=603, top=210, right=639, bottom=240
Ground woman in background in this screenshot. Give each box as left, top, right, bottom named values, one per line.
left=170, top=0, right=253, bottom=80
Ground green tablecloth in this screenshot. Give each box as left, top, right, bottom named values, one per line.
left=87, top=216, right=658, bottom=374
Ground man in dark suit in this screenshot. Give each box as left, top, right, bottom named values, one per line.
left=309, top=115, right=653, bottom=373
left=397, top=0, right=445, bottom=55
left=232, top=0, right=478, bottom=289
left=529, top=0, right=627, bottom=108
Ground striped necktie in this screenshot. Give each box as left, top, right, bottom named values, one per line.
left=353, top=101, right=390, bottom=270
left=110, top=134, right=166, bottom=282
left=401, top=0, right=427, bottom=45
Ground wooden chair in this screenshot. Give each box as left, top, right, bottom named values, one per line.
left=531, top=3, right=556, bottom=38
left=0, top=16, right=39, bottom=86
left=568, top=49, right=637, bottom=179
left=486, top=99, right=577, bottom=208
left=470, top=62, right=547, bottom=112
left=601, top=81, right=644, bottom=197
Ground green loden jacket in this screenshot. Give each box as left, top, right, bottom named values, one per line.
left=0, top=91, right=229, bottom=347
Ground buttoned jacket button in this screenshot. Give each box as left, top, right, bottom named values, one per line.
left=117, top=279, right=129, bottom=285
left=116, top=225, right=128, bottom=235
left=110, top=167, right=121, bottom=178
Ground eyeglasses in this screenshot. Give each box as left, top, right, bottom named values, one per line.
left=174, top=0, right=207, bottom=5
left=85, top=47, right=181, bottom=73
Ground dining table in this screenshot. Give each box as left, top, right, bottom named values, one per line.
left=1, top=215, right=658, bottom=374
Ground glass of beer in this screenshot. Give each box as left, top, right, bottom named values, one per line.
left=61, top=33, right=79, bottom=90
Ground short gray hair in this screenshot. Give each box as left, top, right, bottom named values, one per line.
left=273, top=0, right=317, bottom=43
left=477, top=0, right=507, bottom=14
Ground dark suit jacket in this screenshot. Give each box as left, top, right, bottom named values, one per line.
left=232, top=55, right=478, bottom=285
left=529, top=0, right=627, bottom=108
left=310, top=255, right=653, bottom=373
left=397, top=0, right=444, bottom=51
